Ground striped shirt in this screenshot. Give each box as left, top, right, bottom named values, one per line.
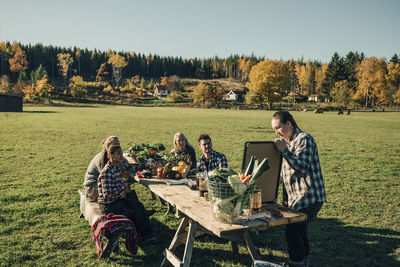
left=280, top=128, right=326, bottom=210
left=197, top=150, right=228, bottom=172
left=97, top=162, right=124, bottom=204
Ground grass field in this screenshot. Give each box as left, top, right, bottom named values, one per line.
left=0, top=105, right=399, bottom=266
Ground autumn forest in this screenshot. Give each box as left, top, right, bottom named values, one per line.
left=1, top=41, right=399, bottom=108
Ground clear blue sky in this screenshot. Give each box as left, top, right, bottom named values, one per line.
left=1, top=0, right=399, bottom=63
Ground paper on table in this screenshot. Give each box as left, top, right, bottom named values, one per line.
left=164, top=179, right=189, bottom=186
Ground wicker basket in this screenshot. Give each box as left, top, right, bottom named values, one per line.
left=206, top=179, right=255, bottom=223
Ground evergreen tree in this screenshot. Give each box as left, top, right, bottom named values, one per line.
left=390, top=54, right=400, bottom=64
left=323, top=52, right=346, bottom=99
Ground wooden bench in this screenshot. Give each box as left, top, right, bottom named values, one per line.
left=79, top=189, right=126, bottom=258
left=78, top=189, right=102, bottom=227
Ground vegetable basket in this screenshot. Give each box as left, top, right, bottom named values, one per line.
left=206, top=179, right=255, bottom=223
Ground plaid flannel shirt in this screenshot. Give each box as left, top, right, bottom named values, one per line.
left=280, top=128, right=326, bottom=210
left=97, top=162, right=124, bottom=204
left=197, top=150, right=228, bottom=172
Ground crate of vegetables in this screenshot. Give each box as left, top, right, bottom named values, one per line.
left=206, top=157, right=269, bottom=223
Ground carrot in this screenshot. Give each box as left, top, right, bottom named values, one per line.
left=239, top=173, right=245, bottom=181
left=242, top=175, right=252, bottom=183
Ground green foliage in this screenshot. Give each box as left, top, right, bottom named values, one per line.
left=166, top=91, right=184, bottom=103
left=30, top=64, right=47, bottom=84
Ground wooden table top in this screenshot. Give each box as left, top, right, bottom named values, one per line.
left=136, top=177, right=306, bottom=238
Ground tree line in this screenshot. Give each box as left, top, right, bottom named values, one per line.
left=0, top=41, right=399, bottom=108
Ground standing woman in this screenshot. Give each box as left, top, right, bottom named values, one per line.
left=271, top=111, right=326, bottom=267
left=97, top=145, right=157, bottom=244
left=171, top=132, right=197, bottom=169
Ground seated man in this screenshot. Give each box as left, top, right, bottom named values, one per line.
left=197, top=134, right=228, bottom=172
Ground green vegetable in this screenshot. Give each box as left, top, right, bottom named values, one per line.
left=244, top=156, right=255, bottom=177
left=250, top=158, right=270, bottom=182
left=228, top=175, right=246, bottom=195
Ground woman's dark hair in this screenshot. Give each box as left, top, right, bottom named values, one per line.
left=101, top=145, right=122, bottom=169
left=272, top=111, right=300, bottom=130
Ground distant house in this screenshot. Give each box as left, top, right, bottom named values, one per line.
left=223, top=90, right=245, bottom=102
left=0, top=94, right=23, bottom=112
left=153, top=85, right=170, bottom=97
left=308, top=94, right=325, bottom=102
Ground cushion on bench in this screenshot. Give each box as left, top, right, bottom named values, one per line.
left=78, top=189, right=103, bottom=227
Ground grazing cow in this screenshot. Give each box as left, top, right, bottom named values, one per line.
left=314, top=108, right=324, bottom=114
left=338, top=109, right=343, bottom=115
left=347, top=109, right=351, bottom=115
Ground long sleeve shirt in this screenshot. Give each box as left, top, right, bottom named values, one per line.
left=172, top=145, right=197, bottom=169
left=84, top=150, right=130, bottom=188
left=197, top=150, right=228, bottom=172
left=97, top=162, right=124, bottom=204
left=280, top=128, right=326, bottom=210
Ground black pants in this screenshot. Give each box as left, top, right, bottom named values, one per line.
left=99, top=191, right=152, bottom=237
left=285, top=202, right=323, bottom=262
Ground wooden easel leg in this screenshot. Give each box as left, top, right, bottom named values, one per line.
left=242, top=230, right=261, bottom=261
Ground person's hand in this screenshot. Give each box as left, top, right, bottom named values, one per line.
left=272, top=138, right=288, bottom=152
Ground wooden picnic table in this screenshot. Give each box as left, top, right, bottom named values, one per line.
left=135, top=176, right=306, bottom=267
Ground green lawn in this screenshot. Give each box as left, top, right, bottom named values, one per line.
left=0, top=105, right=399, bottom=266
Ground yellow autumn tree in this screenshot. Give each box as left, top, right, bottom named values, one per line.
left=246, top=60, right=291, bottom=108
left=9, top=49, right=29, bottom=75
left=330, top=80, right=353, bottom=105
left=315, top=64, right=328, bottom=95
left=354, top=57, right=387, bottom=107
left=33, top=75, right=54, bottom=102
left=191, top=82, right=223, bottom=104
left=69, top=75, right=88, bottom=98
left=237, top=57, right=252, bottom=82
left=107, top=53, right=128, bottom=87
left=386, top=61, right=400, bottom=105
left=160, top=76, right=168, bottom=86
left=57, top=53, right=74, bottom=84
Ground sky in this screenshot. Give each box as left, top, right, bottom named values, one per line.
left=1, top=0, right=399, bottom=63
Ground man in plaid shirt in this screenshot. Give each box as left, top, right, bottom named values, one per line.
left=271, top=111, right=326, bottom=267
left=197, top=134, right=228, bottom=172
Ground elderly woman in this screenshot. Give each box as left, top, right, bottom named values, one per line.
left=171, top=132, right=197, bottom=169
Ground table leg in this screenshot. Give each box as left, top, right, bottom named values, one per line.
left=161, top=217, right=190, bottom=266
left=231, top=241, right=239, bottom=255
left=161, top=217, right=199, bottom=267
left=181, top=219, right=198, bottom=267
left=242, top=230, right=261, bottom=261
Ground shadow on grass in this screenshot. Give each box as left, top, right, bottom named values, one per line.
left=252, top=217, right=400, bottom=266
left=88, top=216, right=400, bottom=266
left=23, top=110, right=59, bottom=113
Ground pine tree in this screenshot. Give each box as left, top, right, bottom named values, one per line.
left=323, top=52, right=346, bottom=100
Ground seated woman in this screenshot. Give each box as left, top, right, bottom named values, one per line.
left=84, top=136, right=130, bottom=201
left=170, top=132, right=197, bottom=169
left=97, top=145, right=157, bottom=244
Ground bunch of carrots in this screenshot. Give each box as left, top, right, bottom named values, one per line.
left=239, top=173, right=252, bottom=183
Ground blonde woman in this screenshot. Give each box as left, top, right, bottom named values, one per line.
left=171, top=132, right=196, bottom=169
